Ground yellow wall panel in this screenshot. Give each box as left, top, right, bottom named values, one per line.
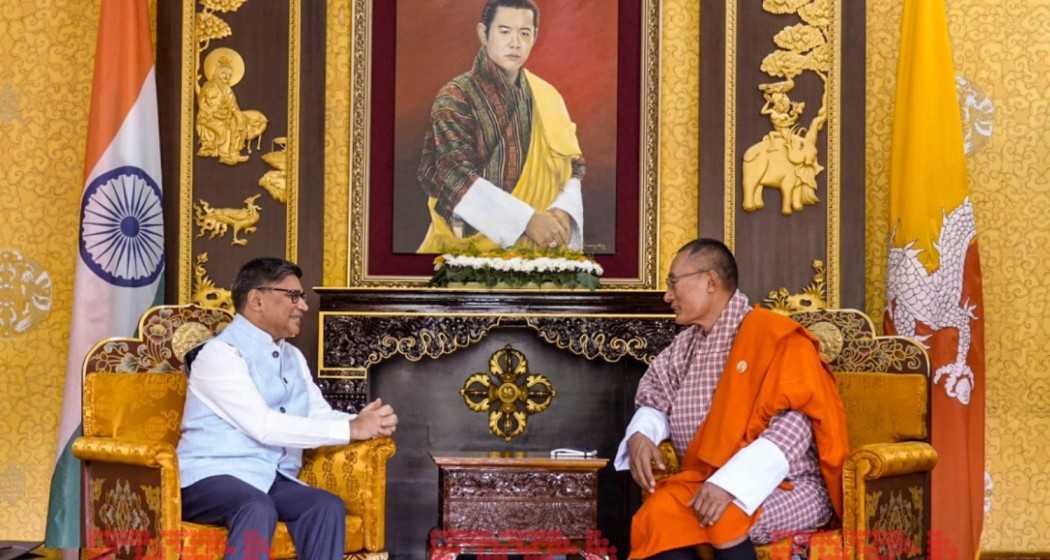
left=0, top=0, right=100, bottom=540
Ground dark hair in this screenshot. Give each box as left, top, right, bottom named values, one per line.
left=231, top=257, right=303, bottom=312
left=481, top=0, right=540, bottom=35
left=677, top=238, right=738, bottom=292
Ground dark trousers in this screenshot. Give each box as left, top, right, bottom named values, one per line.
left=181, top=474, right=345, bottom=560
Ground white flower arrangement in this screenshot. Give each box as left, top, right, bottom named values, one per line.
left=430, top=248, right=604, bottom=289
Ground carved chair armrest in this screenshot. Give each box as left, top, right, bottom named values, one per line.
left=301, top=436, right=396, bottom=552
left=842, top=441, right=938, bottom=560
left=72, top=437, right=182, bottom=560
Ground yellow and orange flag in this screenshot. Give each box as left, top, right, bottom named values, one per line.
left=885, top=1, right=985, bottom=558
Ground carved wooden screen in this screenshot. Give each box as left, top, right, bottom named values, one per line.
left=699, top=0, right=866, bottom=310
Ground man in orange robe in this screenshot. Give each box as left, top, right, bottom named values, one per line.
left=614, top=239, right=849, bottom=560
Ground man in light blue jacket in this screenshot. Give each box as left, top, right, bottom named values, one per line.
left=177, top=257, right=397, bottom=559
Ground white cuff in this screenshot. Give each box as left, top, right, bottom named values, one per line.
left=547, top=178, right=584, bottom=250
left=705, top=437, right=789, bottom=515
left=614, top=406, right=670, bottom=471
left=452, top=178, right=535, bottom=248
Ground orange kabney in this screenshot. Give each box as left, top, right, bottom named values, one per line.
left=631, top=309, right=849, bottom=557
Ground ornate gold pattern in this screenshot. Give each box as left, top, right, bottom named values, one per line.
left=141, top=484, right=161, bottom=516
left=742, top=1, right=831, bottom=216
left=323, top=0, right=351, bottom=286
left=764, top=259, right=827, bottom=314
left=194, top=194, right=262, bottom=246
left=180, top=0, right=302, bottom=300
left=869, top=486, right=924, bottom=557
left=460, top=346, right=555, bottom=441
left=83, top=304, right=231, bottom=375
left=343, top=0, right=660, bottom=288
left=867, top=2, right=1050, bottom=549
left=195, top=1, right=268, bottom=166
left=0, top=0, right=109, bottom=536
left=524, top=317, right=679, bottom=365
left=725, top=0, right=841, bottom=305
left=790, top=309, right=928, bottom=375
left=658, top=0, right=700, bottom=287
left=0, top=249, right=52, bottom=337
left=259, top=137, right=288, bottom=203
left=97, top=479, right=152, bottom=556
left=192, top=253, right=234, bottom=312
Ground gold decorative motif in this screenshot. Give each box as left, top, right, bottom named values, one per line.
left=765, top=259, right=827, bottom=314
left=140, top=484, right=161, bottom=515
left=196, top=47, right=268, bottom=165
left=742, top=2, right=831, bottom=215
left=90, top=476, right=106, bottom=505
left=870, top=486, right=924, bottom=557
left=192, top=253, right=234, bottom=312
left=194, top=194, right=261, bottom=246
left=790, top=309, right=928, bottom=375
left=0, top=249, right=52, bottom=337
left=259, top=137, right=288, bottom=203
left=459, top=346, right=556, bottom=442
left=97, top=479, right=152, bottom=556
left=657, top=0, right=700, bottom=288
left=181, top=0, right=302, bottom=299
left=195, top=0, right=246, bottom=52
left=83, top=304, right=231, bottom=375
left=806, top=321, right=843, bottom=363
left=736, top=360, right=748, bottom=373
left=172, top=321, right=214, bottom=361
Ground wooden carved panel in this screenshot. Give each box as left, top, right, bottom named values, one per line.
left=443, top=469, right=597, bottom=500
left=443, top=501, right=596, bottom=540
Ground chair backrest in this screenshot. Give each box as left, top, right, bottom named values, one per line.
left=791, top=309, right=930, bottom=450
left=82, top=304, right=233, bottom=447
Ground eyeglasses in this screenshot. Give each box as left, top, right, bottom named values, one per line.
left=665, top=269, right=710, bottom=289
left=256, top=286, right=307, bottom=304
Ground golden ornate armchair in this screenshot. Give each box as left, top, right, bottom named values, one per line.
left=71, top=304, right=395, bottom=560
left=654, top=308, right=937, bottom=560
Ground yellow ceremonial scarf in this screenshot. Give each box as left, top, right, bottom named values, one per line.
left=417, top=70, right=582, bottom=253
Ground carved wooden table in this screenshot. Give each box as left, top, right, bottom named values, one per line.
left=428, top=452, right=614, bottom=560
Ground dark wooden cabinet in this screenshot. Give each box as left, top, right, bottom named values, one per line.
left=318, top=288, right=679, bottom=559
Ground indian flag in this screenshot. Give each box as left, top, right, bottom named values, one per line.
left=45, top=0, right=164, bottom=549
left=884, top=0, right=985, bottom=558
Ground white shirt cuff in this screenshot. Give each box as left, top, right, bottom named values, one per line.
left=614, top=406, right=670, bottom=471
left=452, top=177, right=535, bottom=248
left=547, top=178, right=583, bottom=250
left=705, top=437, right=789, bottom=515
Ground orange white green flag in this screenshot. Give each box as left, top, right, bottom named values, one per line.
left=45, top=0, right=163, bottom=549
left=884, top=0, right=985, bottom=558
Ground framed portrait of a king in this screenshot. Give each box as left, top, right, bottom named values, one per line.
left=346, top=0, right=659, bottom=287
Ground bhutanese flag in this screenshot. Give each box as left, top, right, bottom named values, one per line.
left=884, top=1, right=985, bottom=558
left=45, top=0, right=163, bottom=549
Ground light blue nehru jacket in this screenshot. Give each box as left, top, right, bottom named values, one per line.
left=177, top=314, right=311, bottom=491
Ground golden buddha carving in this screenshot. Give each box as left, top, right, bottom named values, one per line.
left=196, top=47, right=267, bottom=165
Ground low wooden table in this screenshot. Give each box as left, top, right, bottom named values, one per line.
left=428, top=451, right=614, bottom=559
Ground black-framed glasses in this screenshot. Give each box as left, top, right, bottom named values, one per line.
left=665, top=269, right=710, bottom=289
left=256, top=286, right=307, bottom=304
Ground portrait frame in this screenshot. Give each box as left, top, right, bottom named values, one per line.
left=344, top=0, right=662, bottom=289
